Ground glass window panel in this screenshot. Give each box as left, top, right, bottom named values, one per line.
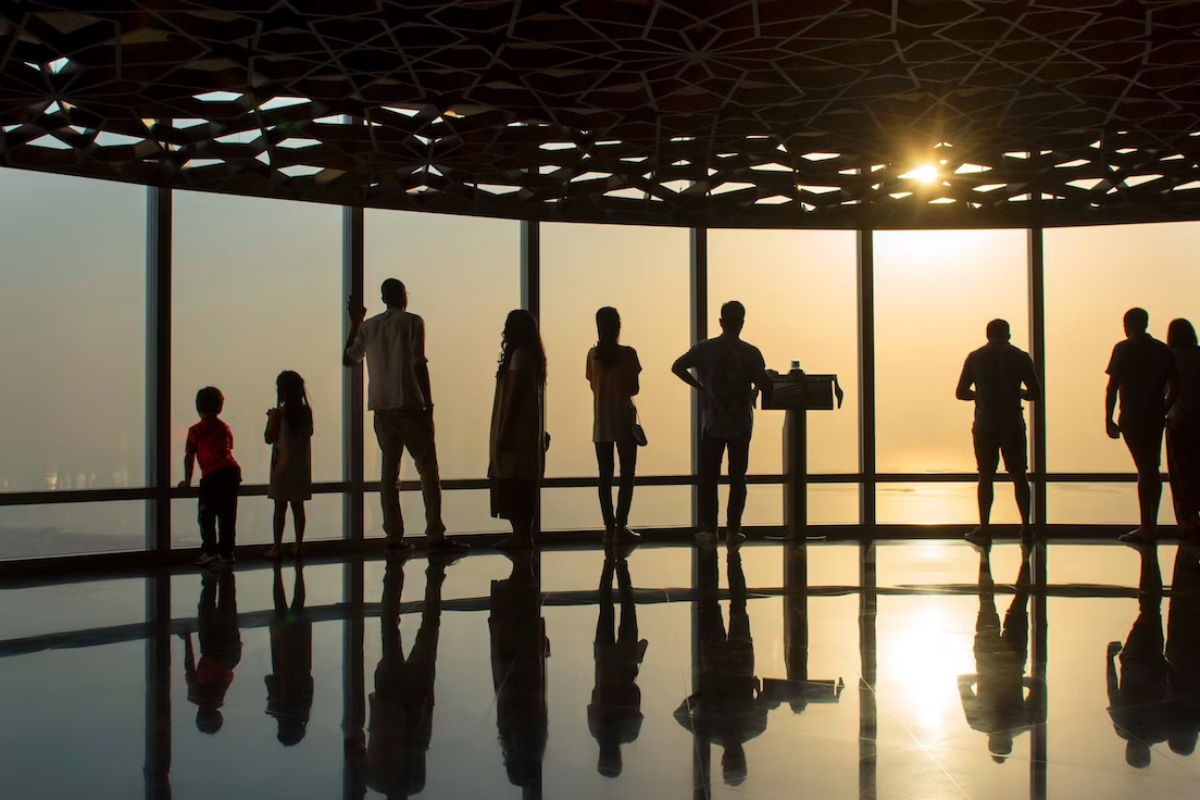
left=172, top=191, right=343, bottom=486
left=1044, top=222, right=1200, bottom=472
left=0, top=500, right=144, bottom=559
left=1047, top=481, right=1175, bottom=526
left=0, top=168, right=145, bottom=493
left=363, top=210, right=520, bottom=484
left=541, top=222, right=691, bottom=477
left=172, top=493, right=344, bottom=549
left=540, top=485, right=691, bottom=531
left=874, top=230, right=1029, bottom=474
left=707, top=229, right=859, bottom=474
left=877, top=481, right=1021, bottom=525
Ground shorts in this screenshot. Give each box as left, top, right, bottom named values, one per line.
left=1121, top=423, right=1164, bottom=470
left=973, top=427, right=1028, bottom=475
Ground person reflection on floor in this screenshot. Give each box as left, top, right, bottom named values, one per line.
left=264, top=562, right=313, bottom=746
left=489, top=551, right=549, bottom=788
left=675, top=548, right=770, bottom=787
left=182, top=568, right=242, bottom=735
left=1107, top=547, right=1170, bottom=768
left=958, top=546, right=1043, bottom=762
left=588, top=553, right=648, bottom=777
left=365, top=554, right=448, bottom=798
left=1167, top=543, right=1200, bottom=757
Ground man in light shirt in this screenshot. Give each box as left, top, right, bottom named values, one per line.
left=345, top=279, right=466, bottom=553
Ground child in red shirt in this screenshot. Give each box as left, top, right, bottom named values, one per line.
left=180, top=386, right=242, bottom=566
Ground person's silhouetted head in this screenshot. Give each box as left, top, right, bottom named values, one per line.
left=276, top=717, right=307, bottom=746
left=276, top=370, right=312, bottom=429
left=381, top=278, right=407, bottom=309
left=985, top=318, right=1010, bottom=343
left=1124, top=307, right=1149, bottom=337
left=1126, top=739, right=1152, bottom=768
left=497, top=309, right=547, bottom=383
left=989, top=731, right=1014, bottom=762
left=722, top=743, right=748, bottom=786
left=719, top=300, right=746, bottom=337
left=1170, top=730, right=1198, bottom=756
left=195, top=386, right=224, bottom=417
left=1167, top=318, right=1197, bottom=348
left=594, top=306, right=622, bottom=367
left=597, top=741, right=622, bottom=777
left=196, top=705, right=224, bottom=734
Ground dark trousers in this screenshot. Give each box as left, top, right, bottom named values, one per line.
left=198, top=466, right=241, bottom=557
left=595, top=441, right=638, bottom=528
left=697, top=435, right=751, bottom=533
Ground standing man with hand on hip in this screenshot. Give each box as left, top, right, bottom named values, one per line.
left=1105, top=307, right=1175, bottom=546
left=672, top=300, right=767, bottom=548
left=957, top=319, right=1041, bottom=547
left=345, top=278, right=467, bottom=554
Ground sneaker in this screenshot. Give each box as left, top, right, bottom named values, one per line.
left=963, top=527, right=991, bottom=548
left=614, top=526, right=642, bottom=544
left=694, top=530, right=718, bottom=546
left=218, top=553, right=237, bottom=566
left=1118, top=528, right=1156, bottom=547
left=726, top=530, right=747, bottom=549
left=386, top=538, right=413, bottom=553
left=194, top=552, right=218, bottom=566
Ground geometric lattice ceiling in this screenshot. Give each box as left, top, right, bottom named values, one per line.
left=3, top=2, right=1200, bottom=228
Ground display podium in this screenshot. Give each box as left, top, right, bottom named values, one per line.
left=761, top=366, right=843, bottom=538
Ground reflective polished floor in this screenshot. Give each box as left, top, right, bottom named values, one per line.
left=2, top=538, right=1200, bottom=799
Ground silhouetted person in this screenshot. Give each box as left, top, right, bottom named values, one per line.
left=489, top=310, right=548, bottom=551
left=1166, top=319, right=1200, bottom=536
left=1105, top=307, right=1174, bottom=545
left=1107, top=547, right=1169, bottom=767
left=264, top=562, right=313, bottom=746
left=1167, top=542, right=1200, bottom=757
left=364, top=556, right=448, bottom=798
left=182, top=569, right=242, bottom=734
left=264, top=370, right=313, bottom=559
left=589, top=554, right=648, bottom=777
left=345, top=279, right=466, bottom=553
left=672, top=301, right=767, bottom=547
left=958, top=548, right=1043, bottom=762
left=956, top=319, right=1041, bottom=547
left=489, top=552, right=549, bottom=788
left=180, top=386, right=242, bottom=567
left=675, top=549, right=770, bottom=787
left=588, top=307, right=643, bottom=544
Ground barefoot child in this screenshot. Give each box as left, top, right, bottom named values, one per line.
left=265, top=370, right=313, bottom=559
left=180, top=386, right=242, bottom=566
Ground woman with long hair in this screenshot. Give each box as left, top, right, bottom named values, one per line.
left=1166, top=318, right=1200, bottom=536
left=265, top=370, right=313, bottom=558
left=587, top=307, right=642, bottom=542
left=489, top=310, right=548, bottom=550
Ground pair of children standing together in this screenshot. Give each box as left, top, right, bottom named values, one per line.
left=180, top=371, right=313, bottom=565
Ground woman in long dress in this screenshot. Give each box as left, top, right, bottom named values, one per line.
left=587, top=306, right=642, bottom=542
left=489, top=310, right=548, bottom=550
left=1166, top=318, right=1200, bottom=536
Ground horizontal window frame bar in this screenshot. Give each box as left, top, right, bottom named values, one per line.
left=0, top=472, right=1162, bottom=507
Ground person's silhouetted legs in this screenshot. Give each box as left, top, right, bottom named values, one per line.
left=596, top=443, right=617, bottom=530
left=614, top=441, right=637, bottom=531
left=726, top=437, right=751, bottom=545
left=1013, top=471, right=1031, bottom=534
left=697, top=436, right=725, bottom=541
left=375, top=413, right=407, bottom=544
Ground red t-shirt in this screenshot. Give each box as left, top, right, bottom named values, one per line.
left=185, top=417, right=240, bottom=477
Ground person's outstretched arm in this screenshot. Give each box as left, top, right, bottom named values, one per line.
left=343, top=297, right=367, bottom=367
left=955, top=357, right=975, bottom=401
left=1104, top=345, right=1121, bottom=438
left=179, top=430, right=197, bottom=488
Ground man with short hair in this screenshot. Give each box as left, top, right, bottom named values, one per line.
left=345, top=279, right=465, bottom=553
left=672, top=300, right=767, bottom=547
left=956, top=319, right=1040, bottom=546
left=1105, top=307, right=1175, bottom=545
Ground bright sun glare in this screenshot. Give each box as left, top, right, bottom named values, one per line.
left=902, top=164, right=940, bottom=184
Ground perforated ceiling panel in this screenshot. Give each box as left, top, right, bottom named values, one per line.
left=2, top=1, right=1200, bottom=228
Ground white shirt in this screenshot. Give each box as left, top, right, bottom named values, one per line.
left=346, top=309, right=428, bottom=411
